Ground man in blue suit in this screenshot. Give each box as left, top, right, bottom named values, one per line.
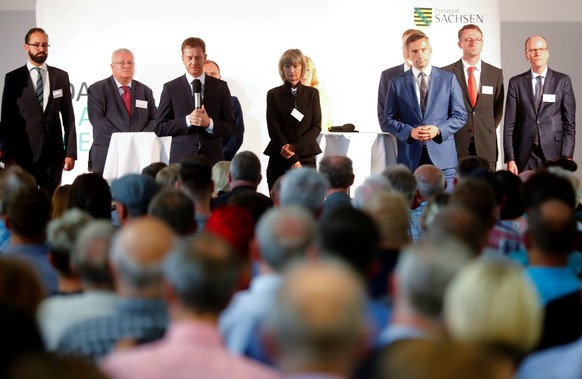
left=87, top=48, right=157, bottom=174
left=383, top=33, right=467, bottom=185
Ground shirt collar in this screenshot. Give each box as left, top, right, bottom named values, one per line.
left=462, top=58, right=482, bottom=72
left=113, top=77, right=132, bottom=88
left=186, top=71, right=206, bottom=86
left=27, top=61, right=48, bottom=72
left=530, top=67, right=548, bottom=78
left=411, top=65, right=432, bottom=78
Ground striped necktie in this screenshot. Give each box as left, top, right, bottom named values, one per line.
left=34, top=67, right=43, bottom=108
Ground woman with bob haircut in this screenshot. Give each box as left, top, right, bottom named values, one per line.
left=263, top=49, right=322, bottom=190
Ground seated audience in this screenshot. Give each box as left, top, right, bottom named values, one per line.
left=67, top=173, right=112, bottom=220
left=352, top=174, right=392, bottom=209
left=212, top=160, right=231, bottom=196
left=110, top=174, right=160, bottom=227
left=148, top=188, right=196, bottom=237
left=279, top=167, right=328, bottom=217
left=318, top=155, right=355, bottom=217
left=410, top=164, right=445, bottom=242
left=51, top=184, right=71, bottom=219
left=177, top=157, right=213, bottom=232
left=141, top=162, right=167, bottom=179
left=154, top=163, right=181, bottom=188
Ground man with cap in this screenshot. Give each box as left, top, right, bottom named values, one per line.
left=111, top=174, right=160, bottom=227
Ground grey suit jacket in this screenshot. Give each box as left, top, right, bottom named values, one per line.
left=504, top=68, right=576, bottom=171
left=87, top=76, right=157, bottom=173
left=442, top=59, right=504, bottom=163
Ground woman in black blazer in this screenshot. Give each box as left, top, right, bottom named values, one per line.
left=264, top=49, right=322, bottom=190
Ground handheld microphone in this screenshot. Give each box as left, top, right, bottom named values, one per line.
left=193, top=79, right=202, bottom=110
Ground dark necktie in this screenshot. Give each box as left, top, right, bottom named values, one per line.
left=534, top=75, right=543, bottom=109
left=122, top=86, right=131, bottom=116
left=34, top=67, right=43, bottom=108
left=419, top=72, right=428, bottom=114
left=468, top=66, right=477, bottom=107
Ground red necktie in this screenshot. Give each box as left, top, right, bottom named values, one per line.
left=467, top=66, right=477, bottom=107
left=122, top=86, right=132, bottom=116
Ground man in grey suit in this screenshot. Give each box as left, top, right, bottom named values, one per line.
left=155, top=37, right=235, bottom=165
left=87, top=48, right=157, bottom=174
left=383, top=33, right=467, bottom=186
left=443, top=24, right=504, bottom=171
left=377, top=28, right=424, bottom=128
left=0, top=28, right=76, bottom=194
left=504, top=35, right=576, bottom=174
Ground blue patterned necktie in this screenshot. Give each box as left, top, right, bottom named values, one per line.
left=34, top=67, right=44, bottom=108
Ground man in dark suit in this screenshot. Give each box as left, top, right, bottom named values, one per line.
left=87, top=48, right=157, bottom=174
left=443, top=24, right=504, bottom=171
left=377, top=28, right=424, bottom=128
left=383, top=33, right=467, bottom=185
left=203, top=59, right=245, bottom=161
left=155, top=37, right=235, bottom=165
left=0, top=28, right=76, bottom=194
left=504, top=35, right=576, bottom=174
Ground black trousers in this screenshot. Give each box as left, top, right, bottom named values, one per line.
left=266, top=154, right=316, bottom=191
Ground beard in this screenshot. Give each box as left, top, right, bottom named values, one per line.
left=28, top=50, right=48, bottom=64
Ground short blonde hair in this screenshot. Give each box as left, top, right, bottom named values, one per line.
left=304, top=56, right=319, bottom=87
left=363, top=191, right=410, bottom=248
left=278, top=49, right=307, bottom=82
left=212, top=161, right=231, bottom=194
left=444, top=257, right=542, bottom=354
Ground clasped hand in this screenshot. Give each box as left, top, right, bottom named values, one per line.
left=189, top=105, right=210, bottom=127
left=410, top=125, right=439, bottom=142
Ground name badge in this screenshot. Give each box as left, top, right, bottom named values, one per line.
left=291, top=108, right=304, bottom=122
left=52, top=89, right=63, bottom=98
left=543, top=94, right=556, bottom=103
left=136, top=99, right=148, bottom=109
left=481, top=85, right=494, bottom=95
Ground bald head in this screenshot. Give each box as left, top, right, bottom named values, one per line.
left=414, top=165, right=445, bottom=200
left=111, top=217, right=177, bottom=296
left=267, top=259, right=366, bottom=374
left=527, top=199, right=577, bottom=256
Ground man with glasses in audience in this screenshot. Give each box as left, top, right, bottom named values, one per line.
left=504, top=35, right=576, bottom=174
left=87, top=48, right=157, bottom=175
left=0, top=27, right=76, bottom=194
left=443, top=24, right=504, bottom=172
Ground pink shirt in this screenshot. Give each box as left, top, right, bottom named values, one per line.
left=101, top=320, right=282, bottom=379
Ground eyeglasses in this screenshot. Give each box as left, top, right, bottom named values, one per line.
left=463, top=38, right=483, bottom=44
left=112, top=61, right=135, bottom=66
left=27, top=43, right=50, bottom=49
left=526, top=47, right=548, bottom=55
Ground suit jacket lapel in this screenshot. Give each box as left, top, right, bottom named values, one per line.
left=425, top=68, right=440, bottom=116
left=521, top=71, right=538, bottom=114
left=182, top=75, right=195, bottom=109
left=108, top=76, right=130, bottom=122
left=452, top=60, right=472, bottom=108
left=404, top=71, right=422, bottom=119
left=538, top=69, right=554, bottom=114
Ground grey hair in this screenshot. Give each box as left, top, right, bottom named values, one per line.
left=396, top=237, right=472, bottom=320
left=230, top=151, right=262, bottom=183
left=111, top=48, right=133, bottom=62
left=47, top=209, right=94, bottom=255
left=280, top=168, right=329, bottom=214
left=382, top=164, right=417, bottom=205
left=72, top=220, right=116, bottom=288
left=352, top=174, right=392, bottom=209
left=256, top=206, right=317, bottom=271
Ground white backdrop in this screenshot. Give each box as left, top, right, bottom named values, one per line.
left=36, top=0, right=500, bottom=188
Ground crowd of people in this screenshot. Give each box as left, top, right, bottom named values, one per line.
left=0, top=23, right=580, bottom=379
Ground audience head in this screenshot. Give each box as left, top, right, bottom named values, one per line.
left=449, top=178, right=497, bottom=229
left=7, top=352, right=109, bottom=379
left=279, top=168, right=328, bottom=216
left=318, top=155, right=354, bottom=190
left=523, top=171, right=576, bottom=210
left=111, top=173, right=160, bottom=220
left=0, top=256, right=44, bottom=316
left=110, top=217, right=177, bottom=296
left=456, top=156, right=489, bottom=181
left=211, top=161, right=230, bottom=195
left=445, top=256, right=542, bottom=358
left=155, top=163, right=181, bottom=188
left=526, top=199, right=577, bottom=257
left=141, top=162, right=167, bottom=179
left=255, top=206, right=317, bottom=272
left=72, top=220, right=116, bottom=290
left=51, top=184, right=71, bottom=219
left=495, top=170, right=524, bottom=220
left=266, top=259, right=367, bottom=375
left=546, top=166, right=581, bottom=207
left=363, top=191, right=410, bottom=250
left=319, top=206, right=380, bottom=277
left=420, top=192, right=450, bottom=231
left=178, top=156, right=213, bottom=201
left=7, top=187, right=51, bottom=242
left=414, top=164, right=445, bottom=201
left=148, top=188, right=196, bottom=236
left=67, top=173, right=112, bottom=220
left=352, top=174, right=392, bottom=209
left=395, top=237, right=472, bottom=322
left=47, top=209, right=93, bottom=279
left=0, top=165, right=37, bottom=216
left=163, top=233, right=240, bottom=315
left=269, top=174, right=284, bottom=206
left=229, top=191, right=272, bottom=224
left=278, top=48, right=307, bottom=82
left=230, top=150, right=262, bottom=185
left=382, top=164, right=417, bottom=206
left=427, top=205, right=488, bottom=255
left=206, top=205, right=255, bottom=262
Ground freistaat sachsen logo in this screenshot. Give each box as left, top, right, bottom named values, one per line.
left=414, top=7, right=432, bottom=27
